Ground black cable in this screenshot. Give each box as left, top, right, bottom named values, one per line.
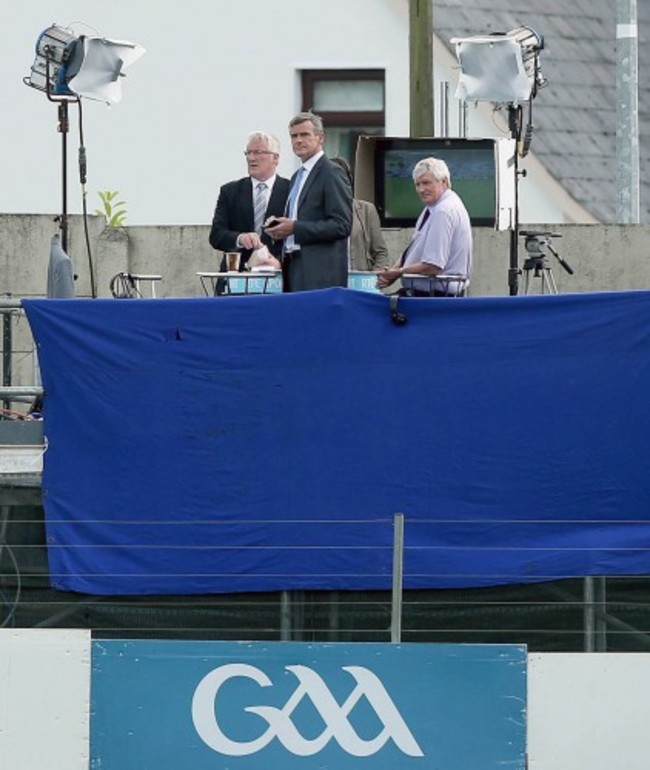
left=77, top=99, right=97, bottom=298
left=0, top=536, right=22, bottom=628
left=0, top=589, right=15, bottom=628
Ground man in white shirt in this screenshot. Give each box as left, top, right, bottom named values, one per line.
left=377, top=157, right=472, bottom=297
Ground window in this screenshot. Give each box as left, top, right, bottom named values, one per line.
left=301, top=70, right=385, bottom=164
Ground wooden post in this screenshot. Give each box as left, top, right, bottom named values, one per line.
left=409, top=0, right=434, bottom=137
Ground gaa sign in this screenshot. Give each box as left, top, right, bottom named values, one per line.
left=90, top=641, right=526, bottom=770
left=192, top=663, right=423, bottom=757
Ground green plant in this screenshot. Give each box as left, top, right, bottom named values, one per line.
left=95, top=190, right=127, bottom=227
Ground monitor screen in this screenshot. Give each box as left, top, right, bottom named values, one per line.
left=374, top=138, right=498, bottom=228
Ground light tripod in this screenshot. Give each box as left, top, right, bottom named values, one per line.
left=25, top=24, right=145, bottom=298
left=520, top=231, right=573, bottom=295
left=450, top=26, right=547, bottom=296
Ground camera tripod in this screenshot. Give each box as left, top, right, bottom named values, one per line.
left=520, top=231, right=573, bottom=295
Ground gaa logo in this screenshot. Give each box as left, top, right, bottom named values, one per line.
left=192, top=663, right=423, bottom=757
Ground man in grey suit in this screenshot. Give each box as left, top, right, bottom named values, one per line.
left=265, top=112, right=352, bottom=292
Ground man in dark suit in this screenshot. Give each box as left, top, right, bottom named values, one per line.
left=265, top=112, right=352, bottom=292
left=209, top=131, right=290, bottom=272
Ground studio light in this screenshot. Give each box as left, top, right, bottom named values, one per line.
left=24, top=24, right=145, bottom=298
left=449, top=26, right=547, bottom=298
left=25, top=24, right=145, bottom=105
left=451, top=27, right=546, bottom=105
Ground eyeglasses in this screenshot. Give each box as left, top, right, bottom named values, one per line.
left=244, top=150, right=274, bottom=157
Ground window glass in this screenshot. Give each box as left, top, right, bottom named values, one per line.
left=324, top=126, right=383, bottom=161
left=301, top=70, right=385, bottom=170
left=313, top=80, right=384, bottom=112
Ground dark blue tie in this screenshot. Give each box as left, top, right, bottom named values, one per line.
left=400, top=209, right=431, bottom=265
left=417, top=208, right=431, bottom=231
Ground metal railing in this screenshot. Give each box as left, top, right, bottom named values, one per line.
left=0, top=299, right=43, bottom=410
left=1, top=505, right=649, bottom=650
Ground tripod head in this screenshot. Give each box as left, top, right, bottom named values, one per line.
left=519, top=231, right=573, bottom=275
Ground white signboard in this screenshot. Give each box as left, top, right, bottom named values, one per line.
left=529, top=653, right=650, bottom=770
left=0, top=629, right=90, bottom=770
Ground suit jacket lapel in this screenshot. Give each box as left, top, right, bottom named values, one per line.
left=267, top=178, right=284, bottom=215
left=240, top=177, right=254, bottom=231
left=296, top=157, right=324, bottom=213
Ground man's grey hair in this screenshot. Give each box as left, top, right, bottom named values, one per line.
left=246, top=131, right=281, bottom=155
left=412, top=157, right=452, bottom=188
left=289, top=111, right=324, bottom=134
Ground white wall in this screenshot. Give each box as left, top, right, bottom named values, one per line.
left=528, top=653, right=650, bottom=770
left=3, top=0, right=591, bottom=228
left=3, top=0, right=408, bottom=226
left=0, top=629, right=90, bottom=770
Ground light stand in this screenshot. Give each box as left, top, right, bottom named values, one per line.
left=43, top=56, right=95, bottom=296
left=58, top=102, right=70, bottom=252
left=25, top=25, right=145, bottom=298
left=508, top=104, right=522, bottom=296
left=44, top=55, right=78, bottom=256
left=450, top=27, right=547, bottom=296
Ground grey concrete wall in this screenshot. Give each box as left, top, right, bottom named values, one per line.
left=1, top=214, right=649, bottom=412
left=2, top=214, right=648, bottom=299
left=469, top=225, right=650, bottom=296
left=385, top=224, right=650, bottom=296
left=126, top=225, right=216, bottom=299
left=0, top=214, right=107, bottom=299
left=129, top=223, right=650, bottom=299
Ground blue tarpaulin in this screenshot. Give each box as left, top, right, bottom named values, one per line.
left=23, top=288, right=650, bottom=595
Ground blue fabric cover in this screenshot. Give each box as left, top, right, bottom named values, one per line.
left=23, top=289, right=650, bottom=595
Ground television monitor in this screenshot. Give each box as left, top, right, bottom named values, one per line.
left=360, top=136, right=515, bottom=230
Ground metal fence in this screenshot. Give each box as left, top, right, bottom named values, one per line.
left=3, top=503, right=650, bottom=651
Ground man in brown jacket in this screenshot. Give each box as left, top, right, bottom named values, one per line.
left=330, top=156, right=390, bottom=272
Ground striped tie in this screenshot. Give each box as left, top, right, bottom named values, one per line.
left=253, top=182, right=268, bottom=234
